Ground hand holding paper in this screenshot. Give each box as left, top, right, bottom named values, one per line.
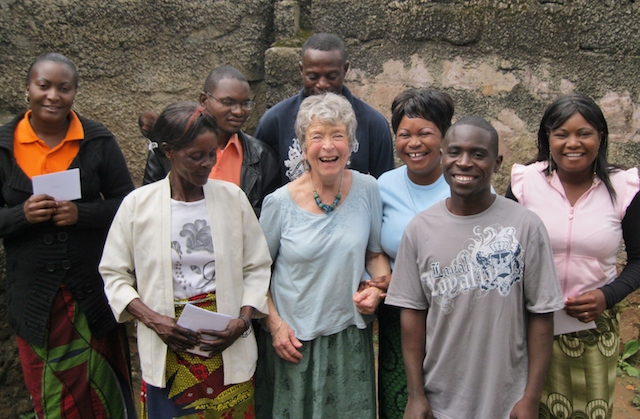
left=32, top=168, right=82, bottom=201
left=198, top=317, right=249, bottom=355
left=23, top=194, right=57, bottom=224
left=176, top=304, right=232, bottom=357
left=25, top=169, right=82, bottom=226
left=50, top=200, right=79, bottom=226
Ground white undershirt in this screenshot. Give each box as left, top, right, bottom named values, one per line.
left=170, top=199, right=216, bottom=299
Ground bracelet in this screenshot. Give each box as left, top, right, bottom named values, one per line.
left=238, top=314, right=251, bottom=338
left=271, top=318, right=283, bottom=336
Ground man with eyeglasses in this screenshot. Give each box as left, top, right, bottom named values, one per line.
left=255, top=33, right=394, bottom=185
left=141, top=65, right=279, bottom=216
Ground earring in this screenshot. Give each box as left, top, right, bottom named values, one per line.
left=548, top=151, right=555, bottom=183
left=25, top=95, right=30, bottom=104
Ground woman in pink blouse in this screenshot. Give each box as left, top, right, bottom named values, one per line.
left=507, top=94, right=640, bottom=418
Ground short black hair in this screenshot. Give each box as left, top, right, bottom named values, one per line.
left=301, top=33, right=347, bottom=63
left=153, top=101, right=218, bottom=153
left=391, top=89, right=454, bottom=136
left=26, top=52, right=78, bottom=88
left=202, top=65, right=248, bottom=94
left=447, top=116, right=499, bottom=155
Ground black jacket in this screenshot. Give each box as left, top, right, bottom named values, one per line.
left=0, top=112, right=134, bottom=346
left=142, top=131, right=279, bottom=216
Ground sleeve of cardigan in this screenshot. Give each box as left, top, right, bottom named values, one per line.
left=239, top=190, right=272, bottom=317
left=0, top=195, right=33, bottom=238
left=600, top=190, right=640, bottom=308
left=99, top=196, right=140, bottom=323
left=75, top=133, right=134, bottom=229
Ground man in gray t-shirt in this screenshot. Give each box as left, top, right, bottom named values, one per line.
left=385, top=116, right=563, bottom=419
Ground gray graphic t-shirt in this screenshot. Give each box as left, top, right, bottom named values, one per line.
left=386, top=196, right=562, bottom=419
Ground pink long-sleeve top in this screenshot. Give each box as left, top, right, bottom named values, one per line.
left=510, top=161, right=640, bottom=307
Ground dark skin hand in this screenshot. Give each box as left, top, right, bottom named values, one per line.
left=126, top=298, right=199, bottom=353
left=23, top=194, right=57, bottom=223
left=564, top=289, right=607, bottom=323
left=24, top=194, right=78, bottom=226
left=401, top=308, right=432, bottom=419
left=51, top=200, right=78, bottom=226
left=509, top=312, right=554, bottom=419
left=199, top=306, right=254, bottom=355
left=404, top=397, right=434, bottom=419
left=361, top=274, right=391, bottom=292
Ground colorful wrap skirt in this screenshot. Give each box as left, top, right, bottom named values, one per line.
left=141, top=293, right=254, bottom=419
left=377, top=304, right=408, bottom=419
left=539, top=307, right=619, bottom=419
left=256, top=324, right=376, bottom=419
left=17, top=286, right=135, bottom=419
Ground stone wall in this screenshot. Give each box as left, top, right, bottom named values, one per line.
left=0, top=0, right=274, bottom=184
left=265, top=0, right=640, bottom=188
left=1, top=0, right=640, bottom=416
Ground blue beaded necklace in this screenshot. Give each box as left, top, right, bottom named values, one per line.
left=312, top=174, right=343, bottom=214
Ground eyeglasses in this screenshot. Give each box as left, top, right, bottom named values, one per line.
left=204, top=92, right=255, bottom=111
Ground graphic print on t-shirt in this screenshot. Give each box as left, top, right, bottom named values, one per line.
left=171, top=218, right=216, bottom=293
left=284, top=137, right=306, bottom=182
left=421, top=224, right=523, bottom=313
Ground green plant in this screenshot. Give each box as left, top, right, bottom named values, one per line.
left=19, top=413, right=36, bottom=419
left=618, top=339, right=640, bottom=377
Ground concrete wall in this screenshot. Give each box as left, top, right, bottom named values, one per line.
left=266, top=0, right=640, bottom=188
left=0, top=0, right=274, bottom=183
left=1, top=0, right=639, bottom=416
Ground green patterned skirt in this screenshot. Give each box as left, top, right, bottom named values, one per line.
left=378, top=303, right=408, bottom=419
left=539, top=308, right=619, bottom=419
left=256, top=324, right=376, bottom=419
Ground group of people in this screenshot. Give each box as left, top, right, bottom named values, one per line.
left=2, top=31, right=640, bottom=419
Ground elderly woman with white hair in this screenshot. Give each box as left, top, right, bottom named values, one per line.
left=256, top=92, right=390, bottom=418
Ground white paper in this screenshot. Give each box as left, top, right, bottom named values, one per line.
left=32, top=168, right=81, bottom=201
left=176, top=304, right=232, bottom=356
left=553, top=309, right=596, bottom=336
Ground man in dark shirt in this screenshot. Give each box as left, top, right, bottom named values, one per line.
left=254, top=33, right=394, bottom=185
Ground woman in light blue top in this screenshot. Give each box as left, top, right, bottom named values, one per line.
left=376, top=89, right=454, bottom=419
left=256, top=92, right=391, bottom=418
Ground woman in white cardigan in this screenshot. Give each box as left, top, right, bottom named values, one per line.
left=100, top=101, right=271, bottom=419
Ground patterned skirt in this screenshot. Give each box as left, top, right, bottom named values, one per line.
left=377, top=304, right=408, bottom=419
left=256, top=324, right=376, bottom=419
left=141, top=293, right=254, bottom=419
left=17, top=286, right=136, bottom=419
left=539, top=308, right=619, bottom=419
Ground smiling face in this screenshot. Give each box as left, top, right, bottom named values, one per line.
left=26, top=60, right=77, bottom=126
left=300, top=49, right=348, bottom=96
left=303, top=118, right=351, bottom=180
left=442, top=124, right=502, bottom=208
left=201, top=78, right=251, bottom=141
left=166, top=130, right=218, bottom=188
left=549, top=112, right=601, bottom=181
left=396, top=116, right=443, bottom=185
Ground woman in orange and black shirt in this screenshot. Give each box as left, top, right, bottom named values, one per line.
left=0, top=52, right=135, bottom=418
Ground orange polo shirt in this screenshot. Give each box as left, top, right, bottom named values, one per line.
left=14, top=110, right=83, bottom=179
left=208, top=133, right=243, bottom=187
